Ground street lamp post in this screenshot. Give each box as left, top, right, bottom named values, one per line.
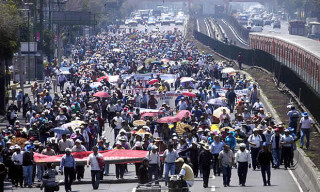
left=27, top=10, right=31, bottom=84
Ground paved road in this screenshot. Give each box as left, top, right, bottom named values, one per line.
left=4, top=19, right=307, bottom=192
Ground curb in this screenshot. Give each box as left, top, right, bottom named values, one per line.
left=294, top=148, right=320, bottom=192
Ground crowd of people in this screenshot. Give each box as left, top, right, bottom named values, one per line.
left=0, top=25, right=314, bottom=192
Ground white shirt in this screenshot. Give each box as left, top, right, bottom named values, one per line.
left=87, top=153, right=103, bottom=171
left=147, top=151, right=160, bottom=166
left=300, top=117, right=313, bottom=129
left=113, top=116, right=123, bottom=129
left=235, top=149, right=252, bottom=164
left=248, top=134, right=262, bottom=148
left=12, top=151, right=24, bottom=165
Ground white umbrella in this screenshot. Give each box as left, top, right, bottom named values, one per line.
left=180, top=77, right=194, bottom=83
left=90, top=82, right=102, bottom=88
left=213, top=107, right=230, bottom=118
left=222, top=67, right=236, bottom=74
left=61, top=71, right=70, bottom=75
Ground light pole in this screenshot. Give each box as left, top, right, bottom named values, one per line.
left=24, top=2, right=33, bottom=84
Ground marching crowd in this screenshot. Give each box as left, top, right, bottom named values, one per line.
left=0, top=25, right=314, bottom=192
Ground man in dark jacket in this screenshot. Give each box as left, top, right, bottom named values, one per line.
left=258, top=142, right=273, bottom=186
left=138, top=158, right=149, bottom=184
left=226, top=88, right=237, bottom=113
left=199, top=144, right=213, bottom=188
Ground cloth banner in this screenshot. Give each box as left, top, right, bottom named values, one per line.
left=34, top=150, right=148, bottom=165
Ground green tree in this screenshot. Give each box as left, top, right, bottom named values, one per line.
left=0, top=1, right=22, bottom=115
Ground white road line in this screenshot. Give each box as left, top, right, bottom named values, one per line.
left=196, top=19, right=200, bottom=32
left=212, top=175, right=216, bottom=180
left=221, top=19, right=249, bottom=46
left=132, top=187, right=136, bottom=192
left=211, top=186, right=216, bottom=191
left=204, top=18, right=211, bottom=37
left=288, top=169, right=304, bottom=192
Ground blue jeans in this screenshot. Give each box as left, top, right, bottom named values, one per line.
left=272, top=149, right=281, bottom=168
left=23, top=165, right=33, bottom=187
left=104, top=163, right=109, bottom=175
left=37, top=165, right=44, bottom=180
left=164, top=163, right=175, bottom=183
left=91, top=170, right=101, bottom=189
left=222, top=165, right=232, bottom=186
left=300, top=128, right=310, bottom=148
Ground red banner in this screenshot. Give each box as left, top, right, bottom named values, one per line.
left=34, top=150, right=148, bottom=165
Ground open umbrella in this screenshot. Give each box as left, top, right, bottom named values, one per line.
left=90, top=82, right=102, bottom=88
left=181, top=60, right=190, bottom=65
left=141, top=113, right=158, bottom=119
left=161, top=58, right=169, bottom=63
left=213, top=107, right=230, bottom=118
left=93, top=91, right=111, bottom=98
left=220, top=127, right=235, bottom=132
left=61, top=120, right=86, bottom=130
left=133, top=120, right=146, bottom=126
left=176, top=123, right=193, bottom=137
left=177, top=110, right=192, bottom=120
left=152, top=61, right=162, bottom=65
left=97, top=76, right=109, bottom=82
left=148, top=79, right=159, bottom=85
left=180, top=77, right=194, bottom=83
left=50, top=127, right=71, bottom=135
left=157, top=116, right=180, bottom=123
left=137, top=65, right=144, bottom=71
left=182, top=92, right=196, bottom=97
left=207, top=98, right=227, bottom=106
left=222, top=67, right=236, bottom=74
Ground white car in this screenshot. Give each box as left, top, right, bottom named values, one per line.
left=251, top=25, right=263, bottom=32
left=175, top=19, right=184, bottom=25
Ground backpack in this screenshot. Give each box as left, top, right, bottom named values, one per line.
left=291, top=111, right=300, bottom=119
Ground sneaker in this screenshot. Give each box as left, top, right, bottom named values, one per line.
left=242, top=184, right=246, bottom=186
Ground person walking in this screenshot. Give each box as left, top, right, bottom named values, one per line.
left=87, top=146, right=103, bottom=190
left=270, top=128, right=282, bottom=169
left=147, top=145, right=161, bottom=184
left=218, top=145, right=234, bottom=187
left=11, top=146, right=24, bottom=187
left=287, top=106, right=300, bottom=134
left=281, top=129, right=294, bottom=169
left=237, top=52, right=243, bottom=70
left=22, top=145, right=34, bottom=188
left=59, top=148, right=76, bottom=192
left=257, top=142, right=273, bottom=186
left=298, top=112, right=314, bottom=150
left=163, top=143, right=179, bottom=186
left=138, top=158, right=150, bottom=184
left=199, top=144, right=213, bottom=188
left=248, top=128, right=262, bottom=170
left=210, top=135, right=224, bottom=176
left=235, top=143, right=251, bottom=186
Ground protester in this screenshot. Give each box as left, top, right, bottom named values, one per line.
left=59, top=148, right=76, bottom=192
left=199, top=144, right=213, bottom=188
left=298, top=112, right=314, bottom=150
left=219, top=145, right=234, bottom=187
left=235, top=143, right=251, bottom=186
left=87, top=146, right=103, bottom=190
left=138, top=158, right=150, bottom=184
left=175, top=157, right=194, bottom=188
left=257, top=142, right=273, bottom=186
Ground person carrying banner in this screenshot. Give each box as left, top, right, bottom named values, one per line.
left=87, top=146, right=104, bottom=190
left=59, top=148, right=76, bottom=192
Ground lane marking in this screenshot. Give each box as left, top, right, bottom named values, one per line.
left=132, top=187, right=136, bottom=192
left=221, top=19, right=249, bottom=46
left=288, top=169, right=304, bottom=192
left=212, top=175, right=215, bottom=180
left=211, top=186, right=216, bottom=191
left=204, top=18, right=211, bottom=37
left=196, top=19, right=200, bottom=32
